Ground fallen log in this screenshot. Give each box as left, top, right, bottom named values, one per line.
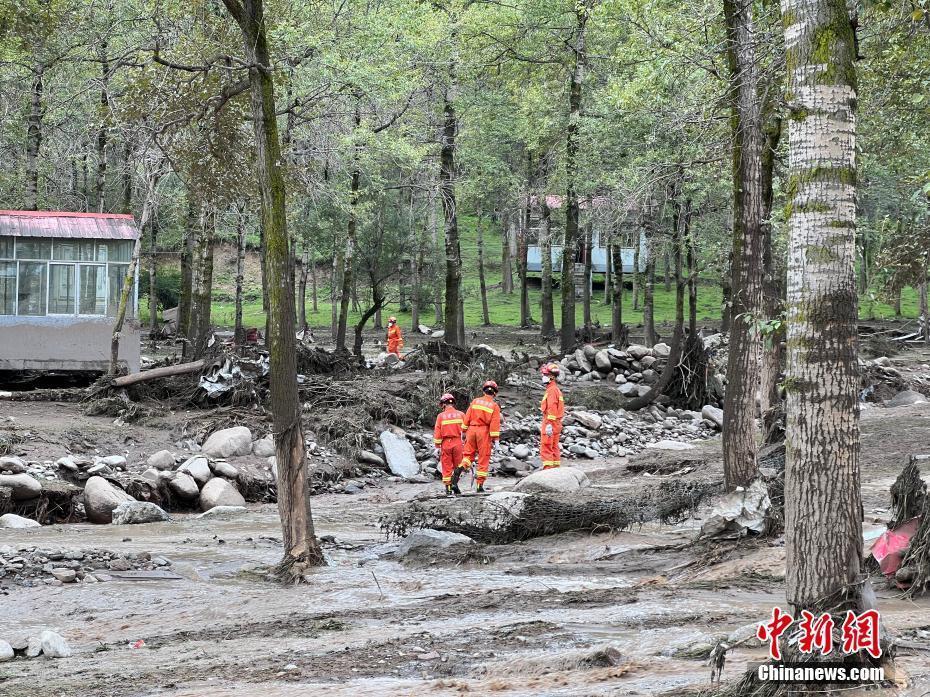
left=112, top=359, right=206, bottom=388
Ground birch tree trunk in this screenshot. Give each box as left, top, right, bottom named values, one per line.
left=782, top=0, right=862, bottom=614
left=110, top=198, right=152, bottom=375
left=759, top=118, right=784, bottom=425
left=477, top=207, right=491, bottom=326
left=222, top=0, right=323, bottom=578
left=540, top=201, right=555, bottom=335
left=440, top=85, right=463, bottom=346
left=721, top=0, right=765, bottom=490
left=188, top=209, right=215, bottom=359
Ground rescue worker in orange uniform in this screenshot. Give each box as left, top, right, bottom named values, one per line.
left=386, top=316, right=403, bottom=359
left=457, top=380, right=502, bottom=493
left=433, top=393, right=465, bottom=496
left=539, top=363, right=565, bottom=469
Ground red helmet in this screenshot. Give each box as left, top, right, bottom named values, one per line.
left=541, top=363, right=561, bottom=377
left=482, top=380, right=499, bottom=394
left=439, top=393, right=455, bottom=404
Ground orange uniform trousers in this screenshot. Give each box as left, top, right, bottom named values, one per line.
left=540, top=421, right=562, bottom=469
left=461, top=426, right=493, bottom=485
left=439, top=439, right=463, bottom=484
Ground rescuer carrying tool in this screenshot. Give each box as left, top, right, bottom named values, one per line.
left=386, top=317, right=403, bottom=359
left=539, top=363, right=565, bottom=469
left=433, top=393, right=465, bottom=497
left=457, top=380, right=502, bottom=493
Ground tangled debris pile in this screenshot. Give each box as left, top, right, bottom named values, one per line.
left=381, top=479, right=721, bottom=544
left=0, top=545, right=173, bottom=589
left=860, top=355, right=930, bottom=404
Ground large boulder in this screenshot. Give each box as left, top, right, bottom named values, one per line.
left=0, top=473, right=41, bottom=500
left=199, top=478, right=246, bottom=512
left=653, top=342, right=671, bottom=358
left=178, top=456, right=212, bottom=486
left=38, top=631, right=71, bottom=658
left=210, top=461, right=239, bottom=479
left=619, top=382, right=638, bottom=397
left=701, top=404, right=724, bottom=429
left=886, top=390, right=928, bottom=408
left=511, top=444, right=531, bottom=460
left=146, top=450, right=176, bottom=471
left=0, top=639, right=13, bottom=662
left=0, top=513, right=41, bottom=529
left=627, top=344, right=652, bottom=360
left=252, top=436, right=275, bottom=458
left=594, top=350, right=613, bottom=373
left=379, top=431, right=420, bottom=479
left=358, top=450, right=386, bottom=468
left=573, top=348, right=593, bottom=373
left=201, top=426, right=253, bottom=458
left=0, top=456, right=25, bottom=473
left=168, top=472, right=200, bottom=500
left=397, top=529, right=475, bottom=559
left=513, top=467, right=590, bottom=494
left=572, top=411, right=603, bottom=430
left=83, top=476, right=135, bottom=524
left=111, top=501, right=169, bottom=525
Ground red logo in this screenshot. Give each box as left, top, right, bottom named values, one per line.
left=757, top=608, right=882, bottom=660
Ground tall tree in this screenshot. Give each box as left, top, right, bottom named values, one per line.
left=781, top=0, right=864, bottom=615
left=440, top=83, right=464, bottom=346
left=221, top=0, right=324, bottom=578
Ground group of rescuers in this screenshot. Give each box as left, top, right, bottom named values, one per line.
left=384, top=316, right=565, bottom=496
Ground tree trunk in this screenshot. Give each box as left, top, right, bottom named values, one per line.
left=721, top=0, right=766, bottom=490
left=540, top=201, right=555, bottom=336
left=234, top=212, right=247, bottom=344
left=110, top=200, right=151, bottom=375
left=663, top=246, right=672, bottom=292
left=501, top=210, right=514, bottom=294
left=178, top=196, right=196, bottom=344
left=95, top=42, right=109, bottom=213
left=297, top=247, right=309, bottom=333
left=440, top=86, right=463, bottom=346
left=222, top=0, right=324, bottom=577
left=122, top=139, right=133, bottom=214
left=519, top=206, right=531, bottom=327
left=411, top=229, right=422, bottom=330
left=560, top=2, right=589, bottom=353
left=781, top=0, right=862, bottom=615
left=337, top=102, right=362, bottom=351
left=331, top=233, right=342, bottom=342
left=759, top=118, right=784, bottom=424
left=25, top=66, right=44, bottom=211
left=603, top=239, right=611, bottom=304
left=611, top=240, right=624, bottom=341
left=477, top=207, right=491, bottom=326
left=582, top=223, right=593, bottom=329
left=687, top=226, right=698, bottom=336
left=894, top=286, right=902, bottom=317
left=643, top=217, right=656, bottom=346
left=921, top=271, right=929, bottom=344
left=430, top=196, right=443, bottom=325
left=188, top=209, right=215, bottom=359
left=632, top=227, right=641, bottom=310
left=148, top=212, right=159, bottom=338
left=311, top=253, right=318, bottom=313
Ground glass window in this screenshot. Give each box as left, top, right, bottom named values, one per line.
left=17, top=261, right=47, bottom=315
left=15, top=238, right=52, bottom=260
left=79, top=265, right=106, bottom=315
left=108, top=241, right=132, bottom=262
left=0, top=261, right=15, bottom=314
left=54, top=240, right=96, bottom=261
left=49, top=264, right=76, bottom=314
left=107, top=264, right=133, bottom=316
left=0, top=237, right=12, bottom=259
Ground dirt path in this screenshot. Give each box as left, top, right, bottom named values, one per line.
left=4, top=393, right=930, bottom=695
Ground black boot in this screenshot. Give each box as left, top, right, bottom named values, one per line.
left=451, top=466, right=464, bottom=495
left=476, top=483, right=485, bottom=493
left=445, top=484, right=454, bottom=497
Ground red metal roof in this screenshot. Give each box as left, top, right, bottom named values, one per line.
left=0, top=211, right=139, bottom=240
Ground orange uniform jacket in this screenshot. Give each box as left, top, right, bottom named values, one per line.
left=541, top=381, right=564, bottom=425
left=463, top=396, right=501, bottom=439
left=433, top=407, right=466, bottom=445
left=386, top=324, right=403, bottom=354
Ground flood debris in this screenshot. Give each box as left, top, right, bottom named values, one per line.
left=699, top=480, right=771, bottom=540
left=0, top=545, right=173, bottom=588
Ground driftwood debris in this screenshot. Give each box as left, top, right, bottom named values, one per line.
left=112, top=359, right=207, bottom=388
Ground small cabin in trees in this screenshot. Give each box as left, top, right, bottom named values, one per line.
left=0, top=211, right=140, bottom=373
left=525, top=195, right=646, bottom=278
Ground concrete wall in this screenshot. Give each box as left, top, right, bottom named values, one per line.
left=0, top=316, right=140, bottom=373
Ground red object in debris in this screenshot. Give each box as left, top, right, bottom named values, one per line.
left=245, top=327, right=260, bottom=343
left=129, top=640, right=145, bottom=649
left=871, top=517, right=920, bottom=577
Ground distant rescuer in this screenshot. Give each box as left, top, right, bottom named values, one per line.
left=386, top=316, right=404, bottom=359
left=433, top=393, right=466, bottom=497
left=539, top=363, right=565, bottom=469
left=458, top=380, right=502, bottom=493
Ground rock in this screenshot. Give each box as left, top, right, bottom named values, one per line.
left=109, top=557, right=132, bottom=571
left=645, top=440, right=695, bottom=451
left=26, top=636, right=43, bottom=657
left=640, top=369, right=657, bottom=385
left=86, top=463, right=111, bottom=476
left=397, top=529, right=475, bottom=559
left=615, top=374, right=627, bottom=384
left=728, top=623, right=759, bottom=644
left=619, top=382, right=638, bottom=396
left=55, top=456, right=79, bottom=472
left=252, top=436, right=276, bottom=458
left=168, top=472, right=200, bottom=499
left=140, top=468, right=161, bottom=483
left=640, top=355, right=657, bottom=369
left=0, top=473, right=41, bottom=500
left=512, top=444, right=531, bottom=460
left=573, top=348, right=593, bottom=373
left=210, top=461, right=239, bottom=479
left=39, top=630, right=71, bottom=658
left=83, top=476, right=135, bottom=524
left=50, top=568, right=77, bottom=583
left=627, top=344, right=651, bottom=360
left=513, top=467, right=590, bottom=494
left=178, top=456, right=212, bottom=486
left=0, top=640, right=13, bottom=662
left=572, top=411, right=603, bottom=430
left=99, top=455, right=127, bottom=468
left=197, top=505, right=247, bottom=519
left=701, top=404, right=724, bottom=429
left=418, top=324, right=432, bottom=335
left=653, top=342, right=671, bottom=358
left=199, top=478, right=246, bottom=512
left=146, top=450, right=176, bottom=470
left=873, top=356, right=891, bottom=366
left=379, top=431, right=420, bottom=479
left=358, top=450, right=387, bottom=468
left=0, top=513, right=40, bottom=528
left=111, top=501, right=169, bottom=525
left=594, top=350, right=613, bottom=372
left=886, top=390, right=927, bottom=408
left=0, top=456, right=25, bottom=471
left=431, top=330, right=445, bottom=340
left=201, top=426, right=253, bottom=458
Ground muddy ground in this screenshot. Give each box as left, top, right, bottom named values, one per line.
left=3, top=346, right=930, bottom=696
